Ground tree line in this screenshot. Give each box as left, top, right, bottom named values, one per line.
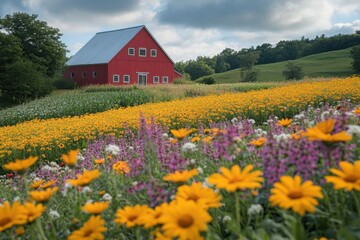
left=176, top=32, right=360, bottom=80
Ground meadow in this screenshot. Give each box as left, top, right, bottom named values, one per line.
left=1, top=76, right=360, bottom=239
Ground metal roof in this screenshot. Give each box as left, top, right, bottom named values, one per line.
left=66, top=25, right=144, bottom=66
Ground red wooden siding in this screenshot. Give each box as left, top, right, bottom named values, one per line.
left=64, top=64, right=108, bottom=86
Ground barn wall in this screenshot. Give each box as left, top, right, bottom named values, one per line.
left=64, top=64, right=108, bottom=86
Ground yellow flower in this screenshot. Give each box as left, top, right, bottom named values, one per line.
left=15, top=226, right=25, bottom=236
left=163, top=169, right=198, bottom=183
left=191, top=136, right=201, bottom=143
left=94, top=158, right=105, bottom=165
left=170, top=128, right=194, bottom=140
left=354, top=106, right=360, bottom=115
left=23, top=202, right=46, bottom=223
left=30, top=179, right=45, bottom=189
left=39, top=179, right=57, bottom=189
left=66, top=169, right=101, bottom=187
left=269, top=175, right=324, bottom=216
left=175, top=182, right=222, bottom=209
left=29, top=187, right=58, bottom=203
left=112, top=161, right=130, bottom=174
left=290, top=131, right=305, bottom=140
left=0, top=201, right=27, bottom=232
left=325, top=160, right=360, bottom=191
left=114, top=204, right=150, bottom=228
left=140, top=203, right=169, bottom=229
left=207, top=165, right=263, bottom=192
left=68, top=215, right=107, bottom=240
left=158, top=200, right=212, bottom=240
left=249, top=137, right=266, bottom=147
left=278, top=118, right=292, bottom=127
left=203, top=136, right=213, bottom=144
left=61, top=149, right=79, bottom=167
left=81, top=202, right=110, bottom=215
left=170, top=138, right=178, bottom=144
left=98, top=190, right=106, bottom=196
left=304, top=119, right=352, bottom=143
left=3, top=156, right=38, bottom=174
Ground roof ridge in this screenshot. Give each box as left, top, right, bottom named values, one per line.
left=97, top=25, right=145, bottom=34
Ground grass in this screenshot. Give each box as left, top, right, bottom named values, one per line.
left=197, top=48, right=354, bottom=83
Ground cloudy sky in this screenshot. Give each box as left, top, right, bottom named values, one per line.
left=1, top=0, right=360, bottom=62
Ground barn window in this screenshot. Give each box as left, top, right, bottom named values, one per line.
left=123, top=75, right=130, bottom=83
left=151, top=49, right=157, bottom=57
left=153, top=76, right=159, bottom=84
left=162, top=76, right=169, bottom=84
left=92, top=71, right=97, bottom=78
left=113, top=74, right=119, bottom=82
left=139, top=48, right=146, bottom=57
left=128, top=48, right=135, bottom=56
left=82, top=72, right=86, bottom=78
left=71, top=72, right=75, bottom=78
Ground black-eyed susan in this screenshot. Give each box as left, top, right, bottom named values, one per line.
left=158, top=200, right=212, bottom=240
left=81, top=201, right=110, bottom=215
left=175, top=182, right=222, bottom=209
left=0, top=201, right=27, bottom=232
left=207, top=165, right=263, bottom=192
left=114, top=204, right=150, bottom=228
left=249, top=137, right=266, bottom=147
left=325, top=160, right=360, bottom=191
left=203, top=136, right=213, bottom=144
left=191, top=136, right=201, bottom=143
left=278, top=118, right=292, bottom=127
left=23, top=202, right=46, bottom=223
left=163, top=169, right=198, bottom=183
left=170, top=128, right=194, bottom=140
left=3, top=156, right=38, bottom=175
left=269, top=175, right=324, bottom=215
left=30, top=179, right=45, bottom=189
left=139, top=202, right=169, bottom=229
left=304, top=119, right=352, bottom=143
left=112, top=161, right=130, bottom=174
left=29, top=187, right=58, bottom=203
left=94, top=158, right=105, bottom=165
left=61, top=149, right=79, bottom=167
left=66, top=169, right=101, bottom=187
left=68, top=215, right=107, bottom=240
left=354, top=106, right=360, bottom=115
left=39, top=179, right=56, bottom=189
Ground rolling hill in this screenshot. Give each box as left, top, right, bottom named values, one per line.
left=196, top=47, right=354, bottom=83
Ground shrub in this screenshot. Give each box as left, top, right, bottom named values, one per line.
left=350, top=45, right=360, bottom=73
left=54, top=78, right=77, bottom=89
left=282, top=61, right=305, bottom=80
left=240, top=68, right=259, bottom=82
left=202, top=76, right=216, bottom=85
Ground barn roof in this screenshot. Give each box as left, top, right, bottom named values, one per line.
left=66, top=25, right=144, bottom=66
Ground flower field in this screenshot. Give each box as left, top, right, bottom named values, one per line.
left=1, top=76, right=360, bottom=239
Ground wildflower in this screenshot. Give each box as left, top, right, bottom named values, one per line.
left=202, top=136, right=213, bottom=144
left=191, top=136, right=201, bottom=143
left=94, top=158, right=105, bottom=165
left=222, top=215, right=232, bottom=222
left=61, top=149, right=79, bottom=167
left=247, top=204, right=263, bottom=217
left=112, top=161, right=130, bottom=174
left=105, top=144, right=121, bottom=156
left=66, top=169, right=101, bottom=187
left=102, top=193, right=112, bottom=202
left=354, top=106, right=360, bottom=115
left=181, top=142, right=197, bottom=152
left=273, top=134, right=291, bottom=143
left=68, top=215, right=107, bottom=240
left=163, top=169, right=198, bottom=183
left=15, top=226, right=25, bottom=236
left=325, top=160, right=360, bottom=191
left=278, top=118, right=292, bottom=127
left=304, top=119, right=352, bottom=143
left=81, top=186, right=92, bottom=194
left=170, top=128, right=194, bottom=140
left=3, top=156, right=38, bottom=174
left=249, top=137, right=266, bottom=147
left=159, top=200, right=212, bottom=240
left=98, top=190, right=106, bottom=196
left=114, top=204, right=150, bottom=228
left=30, top=179, right=45, bottom=189
left=23, top=202, right=46, bottom=223
left=207, top=165, right=263, bottom=192
left=0, top=201, right=27, bottom=232
left=269, top=175, right=323, bottom=215
left=139, top=202, right=169, bottom=229
left=39, top=179, right=56, bottom=189
left=49, top=209, right=60, bottom=219
left=175, top=182, right=222, bottom=209
left=81, top=201, right=110, bottom=215
left=29, top=187, right=58, bottom=203
left=170, top=138, right=178, bottom=144
left=347, top=125, right=360, bottom=136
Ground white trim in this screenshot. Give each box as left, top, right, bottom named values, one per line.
left=150, top=49, right=157, bottom=57
left=113, top=74, right=120, bottom=82
left=82, top=72, right=86, bottom=78
left=92, top=71, right=97, bottom=78
left=162, top=76, right=169, bottom=84
left=139, top=48, right=146, bottom=57
left=128, top=48, right=135, bottom=56
left=123, top=75, right=130, bottom=83
left=153, top=76, right=159, bottom=84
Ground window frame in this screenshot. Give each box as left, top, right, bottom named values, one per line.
left=128, top=48, right=135, bottom=56
left=82, top=72, right=86, bottom=78
left=92, top=71, right=97, bottom=78
left=113, top=74, right=120, bottom=82
left=123, top=75, right=130, bottom=83
left=150, top=49, right=157, bottom=57
left=153, top=76, right=159, bottom=84
left=162, top=76, right=169, bottom=84
left=139, top=48, right=146, bottom=57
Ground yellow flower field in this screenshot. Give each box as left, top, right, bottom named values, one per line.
left=1, top=77, right=360, bottom=160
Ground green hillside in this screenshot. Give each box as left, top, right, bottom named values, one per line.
left=197, top=48, right=354, bottom=83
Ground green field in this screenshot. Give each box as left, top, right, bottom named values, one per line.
left=197, top=48, right=354, bottom=83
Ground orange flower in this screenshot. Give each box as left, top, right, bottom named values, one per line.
left=81, top=201, right=110, bottom=215
left=354, top=106, right=360, bottom=115
left=278, top=118, right=292, bottom=127
left=39, top=179, right=56, bottom=189
left=170, top=128, right=194, bottom=140
left=112, top=161, right=130, bottom=174
left=3, top=156, right=38, bottom=174
left=23, top=202, right=46, bottom=223
left=29, top=187, right=58, bottom=203
left=66, top=169, right=101, bottom=187
left=305, top=119, right=352, bottom=143
left=325, top=160, right=360, bottom=191
left=249, top=137, right=266, bottom=147
left=163, top=169, right=198, bottom=183
left=94, top=158, right=105, bottom=165
left=30, top=179, right=45, bottom=189
left=61, top=149, right=79, bottom=167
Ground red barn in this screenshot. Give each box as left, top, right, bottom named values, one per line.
left=64, top=25, right=182, bottom=86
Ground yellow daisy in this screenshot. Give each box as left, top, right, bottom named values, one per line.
left=325, top=160, right=360, bottom=191
left=114, top=204, right=150, bottom=228
left=68, top=215, right=107, bottom=240
left=207, top=165, right=263, bottom=192
left=175, top=182, right=222, bottom=209
left=170, top=128, right=194, bottom=140
left=39, top=179, right=57, bottom=189
left=66, top=169, right=101, bottom=187
left=140, top=202, right=169, bottom=229
left=304, top=119, right=352, bottom=143
left=29, top=187, right=58, bottom=203
left=94, top=158, right=105, bottom=165
left=278, top=118, right=292, bottom=127
left=3, top=156, right=38, bottom=174
left=81, top=202, right=110, bottom=215
left=0, top=201, right=27, bottom=232
left=112, top=161, right=130, bottom=174
left=30, top=179, right=45, bottom=189
left=269, top=175, right=324, bottom=215
left=354, top=106, right=360, bottom=115
left=163, top=169, right=198, bottom=183
left=61, top=149, right=79, bottom=167
left=23, top=202, right=46, bottom=223
left=249, top=137, right=266, bottom=147
left=158, top=199, right=212, bottom=240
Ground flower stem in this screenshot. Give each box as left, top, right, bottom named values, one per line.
left=36, top=218, right=48, bottom=240
left=235, top=191, right=242, bottom=236
left=352, top=191, right=360, bottom=223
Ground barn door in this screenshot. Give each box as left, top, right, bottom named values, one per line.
left=138, top=74, right=147, bottom=86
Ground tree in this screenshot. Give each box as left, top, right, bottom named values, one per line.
left=282, top=61, right=305, bottom=80
left=184, top=61, right=214, bottom=80
left=350, top=45, right=360, bottom=73
left=0, top=12, right=67, bottom=78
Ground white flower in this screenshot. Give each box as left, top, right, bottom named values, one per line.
left=231, top=118, right=238, bottom=124
left=247, top=204, right=263, bottom=217
left=181, top=142, right=197, bottom=152
left=347, top=125, right=360, bottom=136
left=202, top=178, right=213, bottom=188
left=50, top=161, right=58, bottom=167
left=248, top=119, right=255, bottom=124
left=62, top=182, right=73, bottom=197
left=49, top=209, right=60, bottom=219
left=117, top=194, right=122, bottom=198
left=102, top=193, right=112, bottom=202
left=197, top=167, right=203, bottom=174
left=86, top=199, right=94, bottom=204
left=14, top=196, right=20, bottom=202
left=162, top=133, right=169, bottom=138
left=41, top=165, right=52, bottom=172
left=273, top=133, right=291, bottom=143
left=132, top=181, right=138, bottom=186
left=105, top=144, right=121, bottom=156
left=128, top=146, right=134, bottom=151
left=320, top=111, right=330, bottom=120
left=294, top=113, right=305, bottom=120
left=81, top=186, right=92, bottom=194
left=190, top=159, right=196, bottom=164
left=222, top=215, right=232, bottom=222
left=77, top=153, right=85, bottom=162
